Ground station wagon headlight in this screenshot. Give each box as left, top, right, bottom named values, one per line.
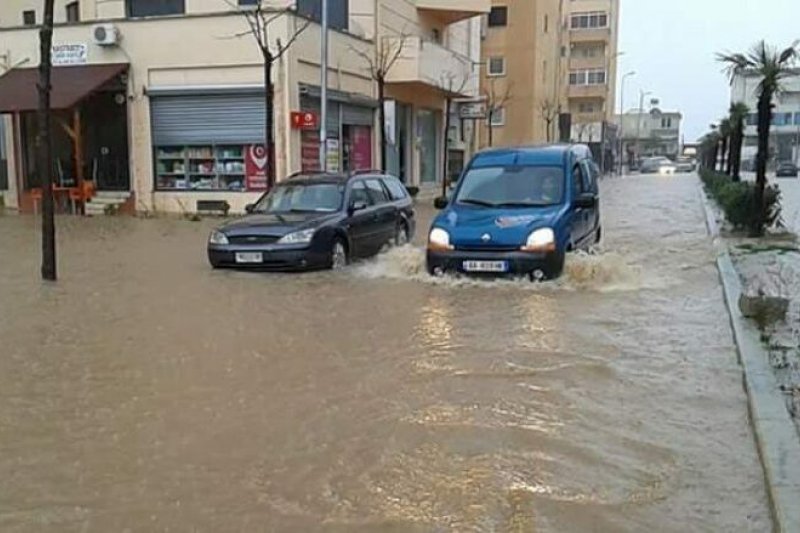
left=278, top=228, right=316, bottom=245
left=428, top=228, right=453, bottom=251
left=522, top=228, right=556, bottom=252
left=209, top=230, right=229, bottom=245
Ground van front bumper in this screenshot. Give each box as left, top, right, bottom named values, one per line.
left=426, top=248, right=565, bottom=279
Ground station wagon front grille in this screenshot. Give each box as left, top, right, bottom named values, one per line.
left=228, top=235, right=281, bottom=245
left=456, top=245, right=520, bottom=253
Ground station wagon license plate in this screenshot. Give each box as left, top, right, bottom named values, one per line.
left=235, top=252, right=263, bottom=264
left=463, top=260, right=508, bottom=273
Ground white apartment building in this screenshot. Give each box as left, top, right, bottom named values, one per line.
left=0, top=0, right=486, bottom=214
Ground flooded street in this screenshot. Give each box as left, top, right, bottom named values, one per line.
left=0, top=175, right=770, bottom=531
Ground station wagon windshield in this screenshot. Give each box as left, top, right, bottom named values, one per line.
left=254, top=183, right=344, bottom=213
left=454, top=166, right=565, bottom=207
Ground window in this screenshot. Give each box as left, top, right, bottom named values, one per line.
left=487, top=57, right=506, bottom=76
left=488, top=6, right=508, bottom=27
left=795, top=112, right=800, bottom=126
left=578, top=102, right=596, bottom=114
left=155, top=145, right=257, bottom=191
left=572, top=165, right=584, bottom=194
left=772, top=112, right=793, bottom=126
left=22, top=10, right=36, bottom=25
left=587, top=70, right=606, bottom=84
left=365, top=179, right=390, bottom=204
left=570, top=11, right=608, bottom=29
left=350, top=181, right=372, bottom=206
left=455, top=166, right=565, bottom=207
left=238, top=0, right=258, bottom=4
left=490, top=107, right=506, bottom=127
left=544, top=14, right=549, bottom=33
left=383, top=178, right=408, bottom=201
left=254, top=183, right=344, bottom=213
left=297, top=0, right=349, bottom=31
left=570, top=69, right=605, bottom=85
left=126, top=0, right=185, bottom=17
left=431, top=28, right=441, bottom=43
left=746, top=113, right=758, bottom=126
left=65, top=2, right=80, bottom=22
left=661, top=117, right=673, bottom=129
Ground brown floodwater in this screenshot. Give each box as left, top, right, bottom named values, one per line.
left=0, top=176, right=770, bottom=531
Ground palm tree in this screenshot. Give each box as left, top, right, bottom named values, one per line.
left=728, top=102, right=749, bottom=181
left=718, top=118, right=732, bottom=174
left=718, top=41, right=798, bottom=234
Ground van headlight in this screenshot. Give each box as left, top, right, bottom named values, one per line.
left=522, top=228, right=556, bottom=252
left=428, top=228, right=453, bottom=251
left=278, top=228, right=316, bottom=245
left=209, top=230, right=229, bottom=245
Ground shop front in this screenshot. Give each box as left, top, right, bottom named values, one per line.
left=0, top=63, right=131, bottom=213
left=149, top=87, right=270, bottom=195
left=298, top=85, right=375, bottom=174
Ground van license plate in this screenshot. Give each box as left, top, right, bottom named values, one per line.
left=235, top=252, right=263, bottom=264
left=463, top=260, right=508, bottom=273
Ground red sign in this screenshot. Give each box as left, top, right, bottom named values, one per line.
left=245, top=145, right=269, bottom=191
left=291, top=111, right=318, bottom=130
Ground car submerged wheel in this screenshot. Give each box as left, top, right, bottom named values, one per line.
left=394, top=223, right=409, bottom=246
left=330, top=238, right=348, bottom=270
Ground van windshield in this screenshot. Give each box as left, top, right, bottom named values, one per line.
left=454, top=166, right=565, bottom=208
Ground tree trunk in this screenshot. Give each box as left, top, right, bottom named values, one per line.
left=753, top=91, right=772, bottom=235
left=719, top=137, right=728, bottom=173
left=487, top=113, right=494, bottom=148
left=441, top=97, right=451, bottom=198
left=711, top=143, right=719, bottom=173
left=378, top=78, right=387, bottom=173
left=731, top=120, right=743, bottom=181
left=38, top=0, right=56, bottom=281
left=264, top=55, right=276, bottom=187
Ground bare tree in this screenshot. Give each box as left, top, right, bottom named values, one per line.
left=438, top=69, right=473, bottom=197
left=539, top=99, right=559, bottom=143
left=227, top=0, right=311, bottom=188
left=350, top=34, right=409, bottom=172
left=37, top=0, right=56, bottom=280
left=484, top=78, right=512, bottom=148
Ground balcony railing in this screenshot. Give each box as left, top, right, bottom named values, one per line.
left=385, top=36, right=476, bottom=97
left=567, top=84, right=608, bottom=99
left=416, top=0, right=491, bottom=24
left=569, top=27, right=612, bottom=44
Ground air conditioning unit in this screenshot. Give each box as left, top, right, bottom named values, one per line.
left=92, top=24, right=119, bottom=46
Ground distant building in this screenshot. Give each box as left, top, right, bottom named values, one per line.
left=730, top=69, right=800, bottom=166
left=616, top=108, right=682, bottom=162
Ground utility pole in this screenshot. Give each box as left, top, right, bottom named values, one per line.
left=619, top=71, right=635, bottom=174
left=38, top=0, right=57, bottom=281
left=635, top=89, right=652, bottom=162
left=319, top=0, right=328, bottom=172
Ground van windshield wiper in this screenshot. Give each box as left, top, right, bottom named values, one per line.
left=457, top=198, right=497, bottom=208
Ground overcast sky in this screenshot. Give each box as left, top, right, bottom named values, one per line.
left=617, top=0, right=800, bottom=142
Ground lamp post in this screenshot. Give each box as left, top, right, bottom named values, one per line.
left=635, top=89, right=653, bottom=162
left=618, top=70, right=635, bottom=174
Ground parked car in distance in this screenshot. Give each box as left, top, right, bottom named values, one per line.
left=640, top=157, right=677, bottom=175
left=776, top=161, right=799, bottom=178
left=675, top=156, right=697, bottom=173
left=427, top=144, right=601, bottom=280
left=208, top=172, right=415, bottom=270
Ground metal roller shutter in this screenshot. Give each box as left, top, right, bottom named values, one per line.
left=341, top=104, right=373, bottom=126
left=151, top=93, right=265, bottom=146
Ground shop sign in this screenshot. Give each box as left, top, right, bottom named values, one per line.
left=291, top=111, right=318, bottom=130
left=326, top=139, right=340, bottom=173
left=458, top=101, right=488, bottom=120
left=52, top=44, right=88, bottom=65
left=245, top=145, right=269, bottom=191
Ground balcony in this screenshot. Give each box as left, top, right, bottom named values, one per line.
left=568, top=84, right=608, bottom=99
left=416, top=0, right=491, bottom=24
left=569, top=55, right=607, bottom=70
left=569, top=27, right=612, bottom=44
left=385, top=36, right=476, bottom=97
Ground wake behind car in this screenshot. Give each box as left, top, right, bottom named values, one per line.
left=776, top=161, right=798, bottom=178
left=208, top=172, right=415, bottom=270
left=426, top=145, right=601, bottom=280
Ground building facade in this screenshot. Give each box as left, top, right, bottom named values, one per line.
left=0, top=0, right=486, bottom=214
left=730, top=69, right=800, bottom=166
left=478, top=0, right=619, bottom=150
left=616, top=108, right=682, bottom=161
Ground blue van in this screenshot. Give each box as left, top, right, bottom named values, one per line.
left=426, top=145, right=601, bottom=280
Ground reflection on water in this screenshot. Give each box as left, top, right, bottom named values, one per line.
left=0, top=177, right=770, bottom=531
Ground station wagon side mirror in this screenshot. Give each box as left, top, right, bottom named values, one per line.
left=433, top=197, right=448, bottom=209
left=348, top=201, right=368, bottom=215
left=244, top=203, right=255, bottom=214
left=574, top=193, right=596, bottom=209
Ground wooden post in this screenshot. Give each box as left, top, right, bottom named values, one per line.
left=73, top=107, right=85, bottom=215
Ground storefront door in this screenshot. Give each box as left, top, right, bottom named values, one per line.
left=417, top=109, right=438, bottom=184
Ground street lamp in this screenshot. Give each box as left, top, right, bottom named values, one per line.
left=635, top=89, right=653, bottom=160
left=618, top=70, right=635, bottom=173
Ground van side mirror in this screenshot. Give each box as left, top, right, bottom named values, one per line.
left=574, top=193, right=596, bottom=209
left=433, top=197, right=448, bottom=209
left=245, top=203, right=255, bottom=214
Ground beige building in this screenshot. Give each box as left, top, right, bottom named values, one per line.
left=479, top=0, right=619, bottom=151
left=0, top=0, right=486, bottom=214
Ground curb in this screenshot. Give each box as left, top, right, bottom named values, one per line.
left=698, top=184, right=800, bottom=533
